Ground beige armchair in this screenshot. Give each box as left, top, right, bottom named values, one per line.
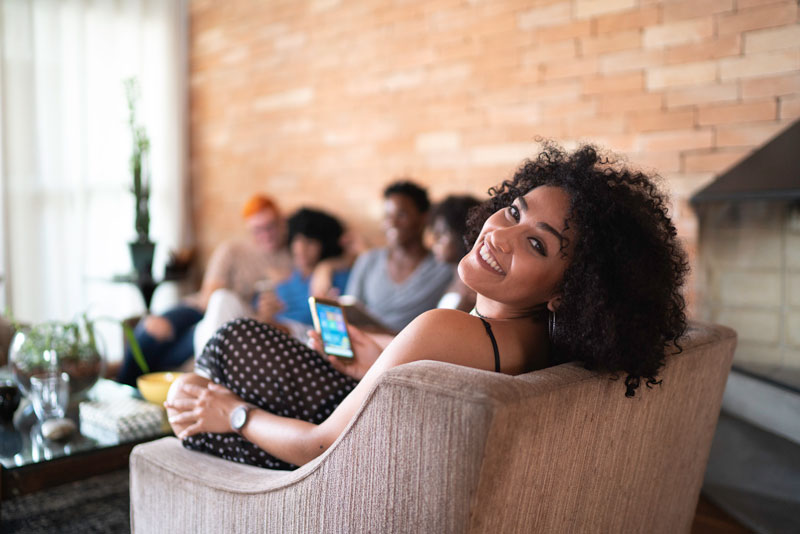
left=130, top=321, right=736, bottom=533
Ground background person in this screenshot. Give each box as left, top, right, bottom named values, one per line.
left=429, top=194, right=482, bottom=312
left=116, top=194, right=291, bottom=386
left=342, top=180, right=454, bottom=333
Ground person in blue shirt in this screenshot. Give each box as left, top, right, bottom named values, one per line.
left=255, top=208, right=350, bottom=327
left=194, top=207, right=349, bottom=351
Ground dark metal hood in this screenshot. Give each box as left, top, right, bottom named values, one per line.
left=691, top=119, right=800, bottom=204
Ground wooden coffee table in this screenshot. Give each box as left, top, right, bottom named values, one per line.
left=0, top=378, right=170, bottom=507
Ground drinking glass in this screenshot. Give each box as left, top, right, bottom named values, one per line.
left=29, top=372, right=70, bottom=421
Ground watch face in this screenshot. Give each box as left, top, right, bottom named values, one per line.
left=231, top=406, right=247, bottom=430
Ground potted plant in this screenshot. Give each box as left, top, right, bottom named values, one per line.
left=124, top=77, right=155, bottom=279
left=8, top=315, right=149, bottom=398
left=9, top=315, right=105, bottom=397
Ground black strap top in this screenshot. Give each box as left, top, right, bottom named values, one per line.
left=477, top=318, right=501, bottom=373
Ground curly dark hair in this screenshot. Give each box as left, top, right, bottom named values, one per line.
left=287, top=207, right=344, bottom=261
left=466, top=142, right=689, bottom=397
left=383, top=180, right=431, bottom=213
left=430, top=194, right=482, bottom=257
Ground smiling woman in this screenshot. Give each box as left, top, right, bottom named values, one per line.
left=165, top=142, right=688, bottom=470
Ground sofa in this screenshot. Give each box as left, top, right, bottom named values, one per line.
left=130, top=321, right=736, bottom=533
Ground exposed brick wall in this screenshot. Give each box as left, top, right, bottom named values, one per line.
left=189, top=0, right=800, bottom=313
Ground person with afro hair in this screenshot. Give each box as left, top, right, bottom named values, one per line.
left=166, top=143, right=688, bottom=471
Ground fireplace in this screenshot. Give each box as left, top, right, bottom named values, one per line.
left=692, top=119, right=800, bottom=397
left=690, top=119, right=800, bottom=532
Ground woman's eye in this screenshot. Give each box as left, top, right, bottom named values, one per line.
left=508, top=205, right=520, bottom=221
left=529, top=238, right=546, bottom=256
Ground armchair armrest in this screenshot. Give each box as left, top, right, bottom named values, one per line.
left=130, top=360, right=517, bottom=533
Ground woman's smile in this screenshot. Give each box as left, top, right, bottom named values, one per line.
left=477, top=241, right=506, bottom=275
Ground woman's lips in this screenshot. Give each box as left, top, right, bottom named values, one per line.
left=477, top=242, right=506, bottom=275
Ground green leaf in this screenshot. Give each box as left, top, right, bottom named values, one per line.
left=122, top=323, right=150, bottom=374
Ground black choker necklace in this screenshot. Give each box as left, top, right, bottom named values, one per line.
left=471, top=308, right=491, bottom=320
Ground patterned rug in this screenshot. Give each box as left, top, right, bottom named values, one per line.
left=1, top=468, right=130, bottom=533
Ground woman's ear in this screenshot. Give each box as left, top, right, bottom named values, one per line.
left=547, top=296, right=562, bottom=313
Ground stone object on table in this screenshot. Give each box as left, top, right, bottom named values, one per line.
left=41, top=418, right=77, bottom=441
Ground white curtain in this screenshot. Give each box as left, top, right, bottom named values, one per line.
left=0, top=0, right=188, bottom=361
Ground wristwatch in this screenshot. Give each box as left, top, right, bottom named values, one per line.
left=230, top=403, right=254, bottom=435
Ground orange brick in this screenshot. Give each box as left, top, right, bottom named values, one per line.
left=780, top=95, right=800, bottom=119
left=638, top=129, right=714, bottom=152
left=582, top=72, right=644, bottom=95
left=522, top=40, right=578, bottom=66
left=599, top=49, right=665, bottom=74
left=575, top=0, right=637, bottom=19
left=522, top=80, right=583, bottom=102
left=716, top=120, right=792, bottom=147
left=541, top=98, right=597, bottom=120
left=683, top=149, right=751, bottom=173
left=646, top=61, right=717, bottom=89
left=741, top=73, right=800, bottom=99
left=595, top=6, right=661, bottom=33
left=662, top=0, right=733, bottom=22
left=665, top=35, right=741, bottom=65
left=580, top=30, right=641, bottom=56
left=644, top=19, right=714, bottom=48
left=745, top=25, right=800, bottom=54
left=564, top=114, right=627, bottom=136
left=627, top=109, right=696, bottom=132
left=665, top=83, right=739, bottom=108
left=738, top=0, right=795, bottom=7
left=717, top=2, right=798, bottom=36
left=599, top=91, right=663, bottom=113
left=536, top=20, right=593, bottom=42
left=542, top=57, right=599, bottom=81
left=628, top=151, right=682, bottom=173
left=517, top=2, right=571, bottom=30
left=719, top=50, right=800, bottom=81
left=698, top=100, right=777, bottom=126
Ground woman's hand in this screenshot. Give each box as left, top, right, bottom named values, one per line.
left=306, top=325, right=383, bottom=381
left=255, top=291, right=285, bottom=323
left=165, top=382, right=243, bottom=439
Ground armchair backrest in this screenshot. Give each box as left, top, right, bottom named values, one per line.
left=465, top=321, right=736, bottom=532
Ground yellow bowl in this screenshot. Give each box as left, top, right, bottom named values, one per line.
left=137, top=372, right=185, bottom=405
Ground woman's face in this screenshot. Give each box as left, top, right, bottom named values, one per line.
left=291, top=234, right=323, bottom=275
left=430, top=216, right=463, bottom=265
left=382, top=194, right=427, bottom=248
left=458, top=186, right=573, bottom=314
left=246, top=208, right=285, bottom=253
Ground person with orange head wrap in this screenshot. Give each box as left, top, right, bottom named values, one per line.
left=117, top=194, right=292, bottom=386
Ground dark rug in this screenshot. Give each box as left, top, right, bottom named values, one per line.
left=1, top=468, right=130, bottom=533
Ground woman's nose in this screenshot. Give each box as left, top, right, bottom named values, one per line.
left=488, top=227, right=514, bottom=254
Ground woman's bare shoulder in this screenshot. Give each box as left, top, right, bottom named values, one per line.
left=379, top=309, right=498, bottom=371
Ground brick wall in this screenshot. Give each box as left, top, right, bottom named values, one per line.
left=189, top=0, right=800, bottom=312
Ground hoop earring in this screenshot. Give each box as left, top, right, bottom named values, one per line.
left=548, top=310, right=556, bottom=341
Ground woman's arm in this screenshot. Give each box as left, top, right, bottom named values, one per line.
left=167, top=309, right=492, bottom=467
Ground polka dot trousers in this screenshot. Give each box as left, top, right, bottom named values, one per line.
left=183, top=318, right=358, bottom=470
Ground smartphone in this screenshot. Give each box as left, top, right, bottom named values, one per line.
left=308, top=297, right=354, bottom=358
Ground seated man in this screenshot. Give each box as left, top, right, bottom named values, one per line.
left=343, top=180, right=454, bottom=333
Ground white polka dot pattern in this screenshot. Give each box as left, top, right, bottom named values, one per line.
left=183, top=318, right=358, bottom=470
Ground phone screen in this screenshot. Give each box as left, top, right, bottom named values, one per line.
left=312, top=301, right=354, bottom=358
